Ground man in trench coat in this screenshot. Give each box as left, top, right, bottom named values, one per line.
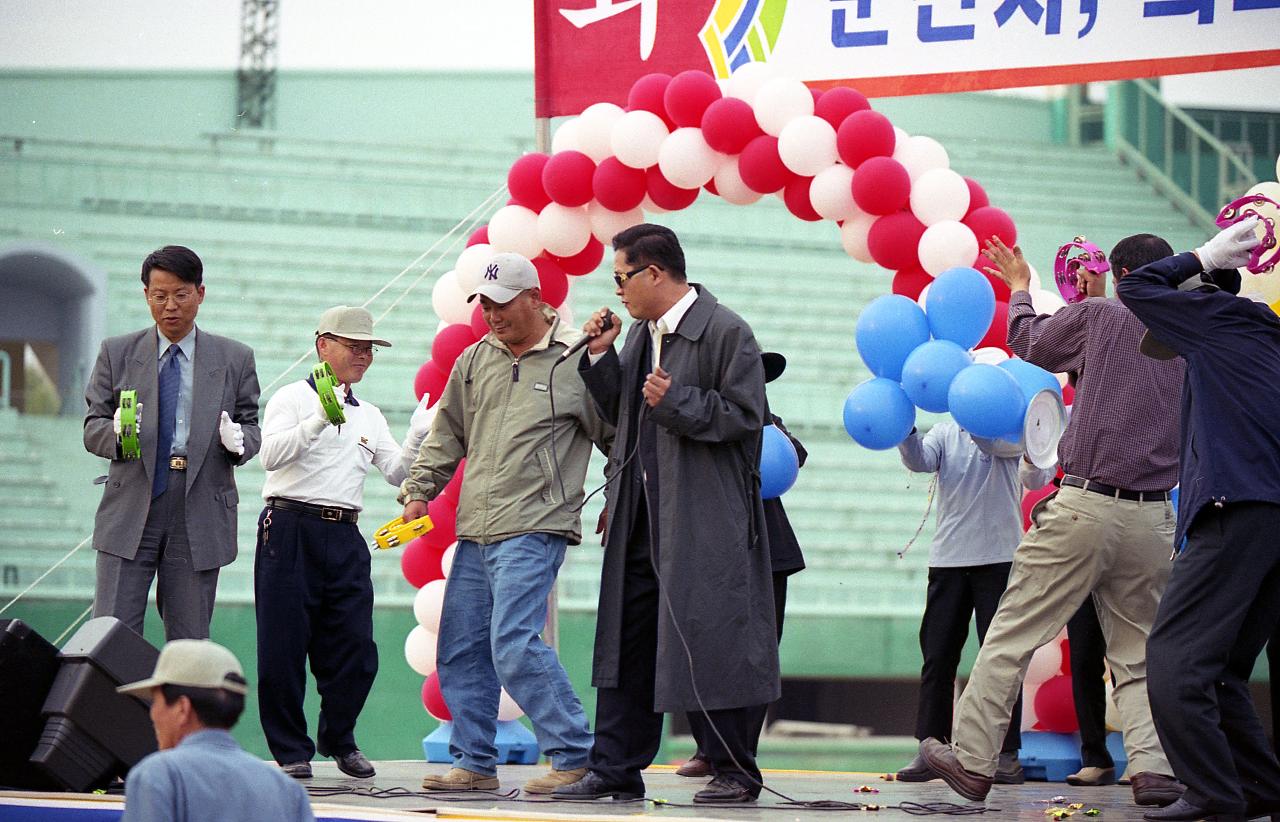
left=553, top=223, right=779, bottom=805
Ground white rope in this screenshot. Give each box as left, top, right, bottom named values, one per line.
left=53, top=604, right=94, bottom=645
left=0, top=536, right=91, bottom=616
left=898, top=473, right=939, bottom=559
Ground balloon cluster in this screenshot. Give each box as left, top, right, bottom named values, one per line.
left=843, top=267, right=1062, bottom=450
left=1021, top=630, right=1079, bottom=734
left=400, top=463, right=527, bottom=724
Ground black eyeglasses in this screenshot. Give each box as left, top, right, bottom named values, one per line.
left=613, top=264, right=651, bottom=289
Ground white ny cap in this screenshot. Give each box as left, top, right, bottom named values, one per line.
left=467, top=252, right=539, bottom=305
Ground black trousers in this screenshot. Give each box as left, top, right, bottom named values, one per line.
left=916, top=563, right=1021, bottom=752
left=254, top=506, right=378, bottom=764
left=588, top=503, right=764, bottom=794
left=1148, top=502, right=1280, bottom=814
left=1067, top=597, right=1114, bottom=769
left=1269, top=625, right=1280, bottom=755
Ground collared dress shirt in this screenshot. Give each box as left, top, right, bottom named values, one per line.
left=156, top=327, right=195, bottom=457
left=649, top=286, right=697, bottom=369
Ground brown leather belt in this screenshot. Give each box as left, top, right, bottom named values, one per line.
left=267, top=497, right=359, bottom=523
left=1060, top=475, right=1170, bottom=502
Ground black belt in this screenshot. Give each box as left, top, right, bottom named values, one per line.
left=267, top=497, right=359, bottom=523
left=1060, top=476, right=1170, bottom=502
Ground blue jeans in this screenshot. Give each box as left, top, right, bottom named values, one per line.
left=437, top=532, right=592, bottom=775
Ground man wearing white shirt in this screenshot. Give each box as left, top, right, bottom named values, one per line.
left=256, top=306, right=432, bottom=781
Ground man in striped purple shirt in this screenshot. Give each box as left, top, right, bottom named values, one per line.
left=921, top=234, right=1185, bottom=808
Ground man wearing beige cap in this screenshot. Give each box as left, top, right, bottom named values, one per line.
left=118, top=639, right=313, bottom=821
left=256, top=306, right=433, bottom=779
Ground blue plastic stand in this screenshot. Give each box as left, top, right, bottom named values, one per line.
left=422, top=720, right=540, bottom=765
left=1019, top=731, right=1128, bottom=782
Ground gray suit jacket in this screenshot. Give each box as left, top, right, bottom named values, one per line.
left=84, top=325, right=261, bottom=571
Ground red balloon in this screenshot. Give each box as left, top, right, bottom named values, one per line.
left=1062, top=382, right=1075, bottom=406
left=1021, top=482, right=1056, bottom=531
left=700, top=97, right=761, bottom=155
left=469, top=304, right=488, bottom=339
left=627, top=73, right=675, bottom=127
left=815, top=87, right=870, bottom=129
left=401, top=536, right=446, bottom=588
left=984, top=269, right=1012, bottom=302
left=592, top=157, right=647, bottom=212
left=551, top=237, right=605, bottom=276
left=430, top=324, right=478, bottom=370
left=422, top=673, right=452, bottom=721
left=783, top=175, right=821, bottom=222
left=646, top=166, right=699, bottom=211
left=978, top=301, right=1010, bottom=351
left=965, top=206, right=1018, bottom=249
left=836, top=110, right=897, bottom=168
left=466, top=226, right=489, bottom=247
left=542, top=151, right=597, bottom=208
left=533, top=256, right=569, bottom=308
left=892, top=266, right=934, bottom=300
left=867, top=212, right=927, bottom=271
left=664, top=69, right=722, bottom=128
left=507, top=153, right=552, bottom=212
left=964, top=177, right=990, bottom=217
left=738, top=134, right=792, bottom=194
left=413, top=360, right=449, bottom=407
left=1033, top=674, right=1078, bottom=733
left=1060, top=637, right=1073, bottom=676
left=852, top=156, right=911, bottom=216
left=425, top=497, right=458, bottom=550
left=440, top=459, right=466, bottom=504
left=704, top=177, right=719, bottom=196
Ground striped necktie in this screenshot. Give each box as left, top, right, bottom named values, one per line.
left=152, top=344, right=181, bottom=499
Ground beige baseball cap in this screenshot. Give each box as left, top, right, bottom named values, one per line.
left=117, top=639, right=248, bottom=698
left=467, top=252, right=539, bottom=305
left=316, top=305, right=392, bottom=347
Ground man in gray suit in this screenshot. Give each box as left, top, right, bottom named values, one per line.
left=84, top=245, right=261, bottom=640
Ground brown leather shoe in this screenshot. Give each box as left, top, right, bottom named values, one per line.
left=1067, top=766, right=1117, bottom=787
left=421, top=767, right=499, bottom=791
left=523, top=767, right=587, bottom=794
left=1131, top=772, right=1186, bottom=807
left=918, top=738, right=993, bottom=802
left=676, top=756, right=713, bottom=778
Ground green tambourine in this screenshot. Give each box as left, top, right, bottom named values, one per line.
left=312, top=361, right=346, bottom=426
left=118, top=389, right=140, bottom=460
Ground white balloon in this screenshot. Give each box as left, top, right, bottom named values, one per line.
left=1031, top=288, right=1068, bottom=316
left=910, top=168, right=971, bottom=226
left=722, top=61, right=780, bottom=106
left=840, top=213, right=876, bottom=264
left=487, top=205, right=543, bottom=260
left=1028, top=261, right=1044, bottom=293
left=1025, top=635, right=1064, bottom=686
left=431, top=270, right=472, bottom=325
left=454, top=243, right=495, bottom=294
left=404, top=625, right=438, bottom=677
left=657, top=127, right=722, bottom=189
left=893, top=126, right=910, bottom=147
left=916, top=284, right=931, bottom=310
left=918, top=220, right=979, bottom=277
left=611, top=109, right=669, bottom=170
left=778, top=116, right=838, bottom=177
left=894, top=134, right=950, bottom=182
left=1275, top=150, right=1279, bottom=183
left=809, top=164, right=857, bottom=221
left=435, top=319, right=449, bottom=334
left=537, top=203, right=592, bottom=257
left=712, top=157, right=763, bottom=206
left=497, top=689, right=525, bottom=721
left=588, top=201, right=644, bottom=245
left=576, top=102, right=626, bottom=163
left=1020, top=692, right=1040, bottom=732
left=415, top=578, right=448, bottom=633
left=440, top=542, right=457, bottom=578
left=971, top=346, right=1011, bottom=365
left=641, top=194, right=668, bottom=214
left=556, top=300, right=575, bottom=327
left=753, top=77, right=814, bottom=137
left=551, top=117, right=583, bottom=154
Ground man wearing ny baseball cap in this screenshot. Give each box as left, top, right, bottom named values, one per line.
left=255, top=306, right=434, bottom=780
left=118, top=640, right=313, bottom=821
left=402, top=252, right=613, bottom=795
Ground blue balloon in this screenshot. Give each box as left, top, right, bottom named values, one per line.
left=843, top=378, right=916, bottom=450
left=901, top=340, right=973, bottom=413
left=998, top=358, right=1062, bottom=404
left=925, top=267, right=996, bottom=349
left=759, top=424, right=799, bottom=499
left=947, top=364, right=1026, bottom=439
left=855, top=295, right=930, bottom=381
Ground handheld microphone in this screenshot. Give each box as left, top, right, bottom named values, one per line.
left=556, top=308, right=616, bottom=363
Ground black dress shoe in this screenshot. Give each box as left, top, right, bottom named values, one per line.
left=1143, top=796, right=1246, bottom=822
left=694, top=775, right=758, bottom=804
left=1245, top=799, right=1280, bottom=820
left=551, top=771, right=643, bottom=801
left=333, top=749, right=375, bottom=779
left=280, top=761, right=312, bottom=779
left=994, top=752, right=1025, bottom=785
left=896, top=753, right=938, bottom=782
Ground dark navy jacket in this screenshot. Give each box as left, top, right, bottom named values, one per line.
left=1116, top=251, right=1280, bottom=546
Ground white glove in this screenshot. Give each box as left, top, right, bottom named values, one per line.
left=408, top=395, right=436, bottom=440
left=218, top=411, right=245, bottom=455
left=312, top=383, right=347, bottom=428
left=1196, top=216, right=1261, bottom=271
left=112, top=402, right=142, bottom=436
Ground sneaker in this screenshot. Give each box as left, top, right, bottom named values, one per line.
left=1067, top=766, right=1117, bottom=787
left=523, top=767, right=588, bottom=794
left=421, top=767, right=500, bottom=791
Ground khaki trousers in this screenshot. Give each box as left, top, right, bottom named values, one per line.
left=951, top=484, right=1174, bottom=777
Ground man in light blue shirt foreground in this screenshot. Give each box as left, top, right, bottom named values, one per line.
left=117, top=639, right=313, bottom=822
left=895, top=421, right=1054, bottom=784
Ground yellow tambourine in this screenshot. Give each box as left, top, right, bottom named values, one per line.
left=372, top=514, right=434, bottom=550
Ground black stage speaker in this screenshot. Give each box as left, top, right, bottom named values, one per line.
left=28, top=616, right=159, bottom=791
left=0, top=619, right=62, bottom=789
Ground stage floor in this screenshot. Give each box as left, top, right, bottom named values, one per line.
left=0, top=763, right=1153, bottom=822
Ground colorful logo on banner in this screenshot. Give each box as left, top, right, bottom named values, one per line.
left=699, top=0, right=788, bottom=79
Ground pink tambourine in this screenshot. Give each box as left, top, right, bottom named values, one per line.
left=1054, top=237, right=1109, bottom=304
left=1216, top=194, right=1280, bottom=275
